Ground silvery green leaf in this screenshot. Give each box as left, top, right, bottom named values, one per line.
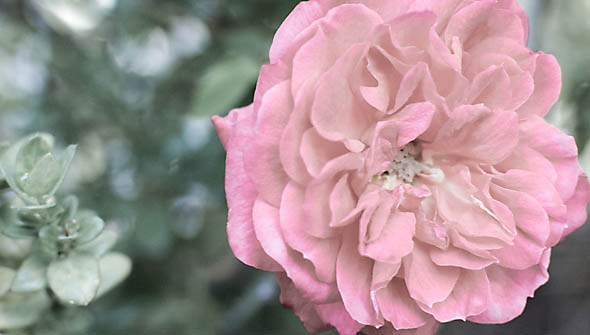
left=61, top=195, right=79, bottom=222
left=47, top=253, right=99, bottom=306
left=11, top=254, right=49, bottom=292
left=0, top=291, right=51, bottom=329
left=38, top=224, right=61, bottom=256
left=2, top=224, right=38, bottom=239
left=50, top=144, right=77, bottom=196
left=0, top=141, right=39, bottom=205
left=76, top=229, right=117, bottom=257
left=95, top=252, right=131, bottom=298
left=15, top=135, right=53, bottom=178
left=0, top=267, right=16, bottom=297
left=75, top=213, right=104, bottom=245
left=20, top=153, right=62, bottom=198
left=0, top=235, right=31, bottom=259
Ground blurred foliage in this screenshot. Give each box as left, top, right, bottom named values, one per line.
left=0, top=0, right=588, bottom=334
left=0, top=133, right=130, bottom=333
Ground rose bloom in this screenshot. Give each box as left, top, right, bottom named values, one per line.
left=212, top=0, right=590, bottom=334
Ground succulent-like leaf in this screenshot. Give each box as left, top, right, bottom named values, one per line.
left=50, top=144, right=77, bottom=197
left=75, top=213, right=104, bottom=245
left=47, top=253, right=99, bottom=306
left=15, top=135, right=53, bottom=178
left=96, top=252, right=131, bottom=298
left=61, top=195, right=79, bottom=223
left=19, top=153, right=62, bottom=198
left=11, top=253, right=49, bottom=292
left=0, top=291, right=51, bottom=329
left=76, top=229, right=117, bottom=257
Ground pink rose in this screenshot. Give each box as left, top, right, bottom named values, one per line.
left=212, top=0, right=590, bottom=334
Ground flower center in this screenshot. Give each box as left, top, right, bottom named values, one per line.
left=373, top=142, right=444, bottom=190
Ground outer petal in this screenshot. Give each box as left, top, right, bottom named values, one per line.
left=518, top=53, right=562, bottom=118
left=243, top=81, right=292, bottom=206
left=276, top=272, right=327, bottom=333
left=469, top=251, right=550, bottom=324
left=421, top=269, right=490, bottom=322
left=316, top=302, right=364, bottom=335
left=376, top=279, right=431, bottom=330
left=216, top=106, right=281, bottom=272
left=563, top=172, right=590, bottom=237
left=253, top=198, right=337, bottom=303
left=269, top=1, right=325, bottom=64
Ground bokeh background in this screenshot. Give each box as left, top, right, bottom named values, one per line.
left=0, top=0, right=588, bottom=334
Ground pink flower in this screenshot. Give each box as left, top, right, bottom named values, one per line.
left=212, top=0, right=590, bottom=334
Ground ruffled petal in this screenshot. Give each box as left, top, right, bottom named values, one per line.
left=421, top=269, right=490, bottom=322
left=219, top=106, right=281, bottom=272
left=405, top=242, right=461, bottom=307
left=253, top=198, right=337, bottom=303
left=280, top=182, right=341, bottom=283
left=518, top=53, right=562, bottom=118
left=423, top=105, right=519, bottom=165
left=376, top=279, right=431, bottom=330
left=336, top=229, right=380, bottom=326
left=469, top=251, right=550, bottom=323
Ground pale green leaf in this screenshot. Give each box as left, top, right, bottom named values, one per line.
left=50, top=144, right=77, bottom=196
left=0, top=291, right=51, bottom=329
left=96, top=252, right=131, bottom=298
left=76, top=229, right=117, bottom=257
left=20, top=153, right=61, bottom=197
left=11, top=254, right=48, bottom=292
left=61, top=195, right=79, bottom=222
left=47, top=254, right=99, bottom=306
left=0, top=267, right=16, bottom=297
left=15, top=135, right=53, bottom=178
left=192, top=56, right=259, bottom=117
left=0, top=235, right=32, bottom=260
left=75, top=212, right=104, bottom=245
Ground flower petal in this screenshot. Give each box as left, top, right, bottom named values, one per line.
left=405, top=242, right=461, bottom=307
left=336, top=229, right=380, bottom=326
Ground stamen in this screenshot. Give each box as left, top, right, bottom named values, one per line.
left=373, top=142, right=444, bottom=190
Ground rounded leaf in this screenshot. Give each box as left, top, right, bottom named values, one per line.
left=0, top=291, right=51, bottom=329
left=96, top=252, right=131, bottom=298
left=47, top=254, right=99, bottom=306
left=11, top=254, right=48, bottom=292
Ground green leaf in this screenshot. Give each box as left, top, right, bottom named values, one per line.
left=19, top=153, right=62, bottom=198
left=0, top=291, right=51, bottom=329
left=191, top=56, right=260, bottom=117
left=0, top=267, right=16, bottom=297
left=96, top=252, right=131, bottom=298
left=76, top=229, right=117, bottom=257
left=38, top=223, right=61, bottom=256
left=0, top=235, right=32, bottom=260
left=47, top=254, right=99, bottom=306
left=52, top=144, right=77, bottom=196
left=15, top=135, right=53, bottom=178
left=11, top=253, right=49, bottom=292
left=75, top=212, right=104, bottom=245
left=2, top=224, right=38, bottom=239
left=60, top=195, right=79, bottom=223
